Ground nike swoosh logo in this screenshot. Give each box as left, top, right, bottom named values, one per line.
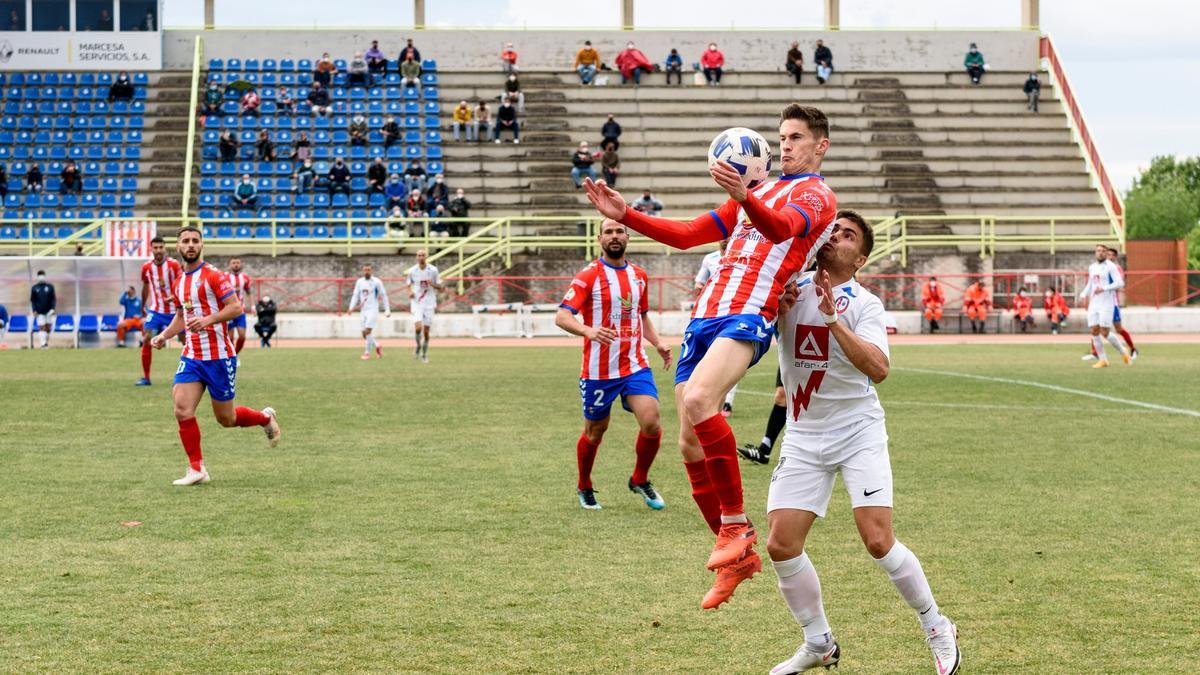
left=920, top=605, right=933, bottom=615
left=863, top=488, right=883, bottom=496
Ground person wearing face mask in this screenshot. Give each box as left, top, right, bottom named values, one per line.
left=254, top=295, right=278, bottom=348
left=202, top=82, right=223, bottom=116
left=1012, top=287, right=1034, bottom=333
left=616, top=41, right=653, bottom=86
left=920, top=276, right=944, bottom=333
left=385, top=173, right=407, bottom=210
left=503, top=73, right=525, bottom=113
left=448, top=188, right=472, bottom=237
left=30, top=270, right=56, bottom=349
left=664, top=48, right=684, bottom=85
left=1023, top=72, right=1040, bottom=112
left=814, top=39, right=833, bottom=84
left=571, top=141, right=600, bottom=189
left=500, top=42, right=519, bottom=74
left=701, top=42, right=725, bottom=86
left=601, top=113, right=622, bottom=151
left=425, top=173, right=449, bottom=209
left=574, top=40, right=601, bottom=86
left=964, top=43, right=985, bottom=85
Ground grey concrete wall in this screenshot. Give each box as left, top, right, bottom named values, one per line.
left=165, top=29, right=1039, bottom=73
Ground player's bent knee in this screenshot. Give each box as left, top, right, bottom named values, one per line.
left=767, top=530, right=805, bottom=561
left=681, top=386, right=718, bottom=424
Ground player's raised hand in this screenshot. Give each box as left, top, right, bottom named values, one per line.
left=709, top=160, right=748, bottom=202
left=815, top=270, right=837, bottom=316
left=777, top=280, right=800, bottom=315
left=582, top=177, right=627, bottom=221
left=588, top=325, right=617, bottom=345
left=655, top=343, right=673, bottom=370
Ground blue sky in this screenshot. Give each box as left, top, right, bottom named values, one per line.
left=164, top=0, right=1200, bottom=191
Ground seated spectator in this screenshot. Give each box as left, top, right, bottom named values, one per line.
left=504, top=73, right=525, bottom=113
left=307, top=82, right=331, bottom=117
left=701, top=42, right=724, bottom=86
left=601, top=113, right=622, bottom=151
left=293, top=158, right=316, bottom=193
left=347, top=51, right=369, bottom=87
left=814, top=39, right=833, bottom=84
left=601, top=143, right=620, bottom=187
left=963, top=279, right=992, bottom=333
left=448, top=188, right=471, bottom=237
left=425, top=173, right=449, bottom=208
left=239, top=89, right=261, bottom=116
left=616, top=41, right=653, bottom=86
left=254, top=295, right=277, bottom=348
left=403, top=160, right=427, bottom=194
left=571, top=141, right=599, bottom=188
left=575, top=40, right=600, bottom=86
left=349, top=114, right=369, bottom=146
left=367, top=157, right=388, bottom=192
left=59, top=160, right=83, bottom=195
left=406, top=189, right=427, bottom=234
left=664, top=48, right=683, bottom=85
left=233, top=173, right=258, bottom=208
left=786, top=41, right=804, bottom=84
left=219, top=130, right=239, bottom=162
left=400, top=55, right=421, bottom=88
left=385, top=173, right=407, bottom=209
left=387, top=205, right=408, bottom=238
left=256, top=130, right=276, bottom=161
left=474, top=101, right=491, bottom=141
left=314, top=52, right=337, bottom=88
left=26, top=163, right=44, bottom=192
left=202, top=82, right=223, bottom=116
left=1012, top=288, right=1035, bottom=333
left=291, top=130, right=312, bottom=161
left=116, top=285, right=143, bottom=347
left=1024, top=72, right=1041, bottom=112
left=365, top=40, right=388, bottom=81
left=631, top=190, right=663, bottom=216
left=452, top=101, right=473, bottom=142
left=428, top=204, right=450, bottom=238
left=501, top=42, right=519, bottom=73
left=327, top=158, right=351, bottom=196
left=8, top=9, right=20, bottom=30
left=277, top=89, right=296, bottom=115
left=965, top=43, right=985, bottom=84
left=399, top=38, right=421, bottom=65
left=108, top=70, right=135, bottom=102
left=0, top=163, right=7, bottom=200
left=366, top=117, right=393, bottom=152
left=494, top=97, right=520, bottom=144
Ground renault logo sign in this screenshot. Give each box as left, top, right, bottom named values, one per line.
left=0, top=40, right=13, bottom=64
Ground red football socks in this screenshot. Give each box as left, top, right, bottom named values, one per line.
left=684, top=459, right=721, bottom=534
left=141, top=342, right=153, bottom=379
left=178, top=416, right=203, bottom=471
left=235, top=335, right=246, bottom=354
left=1118, top=328, right=1135, bottom=352
left=631, top=430, right=661, bottom=486
left=235, top=407, right=270, bottom=427
left=693, top=412, right=744, bottom=516
left=576, top=432, right=601, bottom=490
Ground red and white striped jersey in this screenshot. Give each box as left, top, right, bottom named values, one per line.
left=171, top=263, right=237, bottom=361
left=228, top=271, right=252, bottom=308
left=140, top=257, right=183, bottom=315
left=560, top=258, right=651, bottom=381
left=694, top=175, right=837, bottom=322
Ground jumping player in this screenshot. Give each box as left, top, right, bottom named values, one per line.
left=150, top=226, right=280, bottom=486
left=136, top=236, right=183, bottom=386
left=555, top=219, right=674, bottom=511
left=584, top=104, right=838, bottom=609
left=348, top=264, right=390, bottom=360
left=226, top=257, right=253, bottom=355
left=693, top=239, right=737, bottom=416
left=406, top=249, right=443, bottom=363
left=767, top=211, right=960, bottom=675
left=1079, top=243, right=1129, bottom=369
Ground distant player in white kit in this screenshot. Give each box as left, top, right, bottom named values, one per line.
left=406, top=249, right=443, bottom=363
left=766, top=211, right=960, bottom=675
left=348, top=264, right=390, bottom=360
left=693, top=239, right=738, bottom=417
left=1079, top=243, right=1130, bottom=369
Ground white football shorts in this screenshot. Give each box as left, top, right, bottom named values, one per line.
left=360, top=308, right=379, bottom=330
left=411, top=302, right=435, bottom=325
left=1086, top=301, right=1114, bottom=328
left=767, top=417, right=893, bottom=518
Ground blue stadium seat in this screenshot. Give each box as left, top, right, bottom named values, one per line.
left=78, top=314, right=100, bottom=335
left=421, top=59, right=437, bottom=72
left=209, top=59, right=224, bottom=71
left=100, top=314, right=121, bottom=331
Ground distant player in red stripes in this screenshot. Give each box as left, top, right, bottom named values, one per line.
left=584, top=104, right=838, bottom=609
left=150, top=226, right=280, bottom=486
left=555, top=219, right=673, bottom=511
left=135, top=236, right=182, bottom=386
left=226, top=257, right=253, bottom=355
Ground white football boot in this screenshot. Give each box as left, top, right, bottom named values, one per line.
left=263, top=407, right=281, bottom=448
left=173, top=466, right=210, bottom=486
left=926, top=618, right=961, bottom=675
left=770, top=640, right=840, bottom=673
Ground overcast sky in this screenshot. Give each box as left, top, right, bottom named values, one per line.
left=164, top=0, right=1200, bottom=191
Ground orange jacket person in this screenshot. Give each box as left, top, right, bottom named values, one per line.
left=1012, top=288, right=1034, bottom=333
left=962, top=280, right=992, bottom=333
left=1044, top=287, right=1069, bottom=334
left=920, top=277, right=945, bottom=333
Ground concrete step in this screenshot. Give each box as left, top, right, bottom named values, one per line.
left=507, top=99, right=1060, bottom=117
left=439, top=84, right=1056, bottom=105
left=434, top=70, right=1045, bottom=88
left=507, top=110, right=1066, bottom=132
left=440, top=157, right=1089, bottom=175
left=435, top=171, right=1094, bottom=191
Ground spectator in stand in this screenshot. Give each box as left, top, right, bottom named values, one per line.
left=387, top=205, right=408, bottom=238
left=232, top=174, right=258, bottom=208
left=26, top=163, right=44, bottom=192
left=964, top=43, right=985, bottom=84
left=365, top=40, right=388, bottom=81
left=293, top=158, right=316, bottom=193
left=425, top=173, right=449, bottom=209
left=494, top=97, right=520, bottom=144
left=501, top=42, right=519, bottom=73
left=256, top=130, right=276, bottom=161
left=429, top=204, right=450, bottom=238
left=59, top=160, right=82, bottom=195
left=474, top=101, right=491, bottom=141
left=575, top=40, right=601, bottom=85
left=116, top=285, right=143, bottom=347
left=448, top=188, right=472, bottom=237
left=254, top=295, right=277, bottom=348
left=219, top=130, right=238, bottom=162
left=963, top=279, right=992, bottom=333
left=108, top=70, right=135, bottom=102
left=786, top=41, right=804, bottom=84
left=814, top=39, right=833, bottom=84
left=1043, top=286, right=1070, bottom=334
left=664, top=48, right=684, bottom=85
left=278, top=89, right=296, bottom=115
left=1024, top=72, right=1041, bottom=112
left=8, top=8, right=21, bottom=31
left=291, top=130, right=312, bottom=162
left=406, top=189, right=428, bottom=235
left=97, top=8, right=113, bottom=30
left=0, top=163, right=7, bottom=200
left=239, top=88, right=261, bottom=116
left=349, top=114, right=369, bottom=146
left=307, top=82, right=332, bottom=117
left=399, top=38, right=421, bottom=65
left=347, top=51, right=370, bottom=87
left=504, top=73, right=525, bottom=113
left=404, top=159, right=427, bottom=194
left=601, top=142, right=620, bottom=187
left=570, top=142, right=599, bottom=188
left=202, top=82, right=222, bottom=116
left=452, top=101, right=473, bottom=142
left=385, top=173, right=406, bottom=210
left=1012, top=287, right=1035, bottom=333
left=701, top=42, right=724, bottom=86
left=327, top=158, right=351, bottom=196
left=616, top=41, right=653, bottom=86
left=381, top=115, right=401, bottom=147
left=601, top=113, right=622, bottom=151
left=921, top=276, right=945, bottom=333
left=314, top=52, right=337, bottom=88
left=631, top=189, right=663, bottom=216
left=400, top=55, right=421, bottom=88
left=367, top=157, right=388, bottom=193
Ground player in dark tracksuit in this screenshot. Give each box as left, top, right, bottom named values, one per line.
left=30, top=270, right=56, bottom=349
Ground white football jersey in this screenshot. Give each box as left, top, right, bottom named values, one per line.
left=1080, top=260, right=1123, bottom=307
left=349, top=276, right=389, bottom=314
left=776, top=272, right=890, bottom=434
left=407, top=264, right=440, bottom=306
left=694, top=250, right=722, bottom=286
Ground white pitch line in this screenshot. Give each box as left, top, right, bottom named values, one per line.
left=893, top=367, right=1200, bottom=419
left=733, top=389, right=1168, bottom=414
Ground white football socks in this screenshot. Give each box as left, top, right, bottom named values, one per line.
left=364, top=335, right=375, bottom=353
left=1105, top=332, right=1126, bottom=353
left=724, top=384, right=738, bottom=407
left=773, top=553, right=833, bottom=646
left=1092, top=335, right=1106, bottom=361
left=39, top=331, right=48, bottom=347
left=874, top=540, right=943, bottom=631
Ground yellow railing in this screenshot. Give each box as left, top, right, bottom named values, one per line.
left=180, top=36, right=205, bottom=219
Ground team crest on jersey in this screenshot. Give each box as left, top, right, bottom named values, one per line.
left=794, top=324, right=830, bottom=361
left=618, top=294, right=634, bottom=311
left=835, top=296, right=850, bottom=314
left=564, top=287, right=576, bottom=302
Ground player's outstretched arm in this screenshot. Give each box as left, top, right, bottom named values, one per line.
left=584, top=177, right=724, bottom=250
left=555, top=307, right=615, bottom=345
left=152, top=312, right=185, bottom=348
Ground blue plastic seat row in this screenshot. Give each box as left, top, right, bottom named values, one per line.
left=2, top=72, right=148, bottom=86
left=208, top=58, right=435, bottom=73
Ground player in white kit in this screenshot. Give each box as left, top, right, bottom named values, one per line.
left=347, top=264, right=390, bottom=360
left=693, top=240, right=739, bottom=416
left=766, top=211, right=960, bottom=675
left=406, top=249, right=443, bottom=363
left=1079, top=244, right=1130, bottom=369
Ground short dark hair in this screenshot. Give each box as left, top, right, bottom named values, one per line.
left=150, top=236, right=164, bottom=245
left=178, top=225, right=202, bottom=239
left=1106, top=246, right=1119, bottom=254
left=780, top=104, right=829, bottom=139
left=36, top=269, right=45, bottom=276
left=836, top=209, right=872, bottom=257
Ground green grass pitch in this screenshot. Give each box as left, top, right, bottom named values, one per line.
left=2, top=343, right=1198, bottom=672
